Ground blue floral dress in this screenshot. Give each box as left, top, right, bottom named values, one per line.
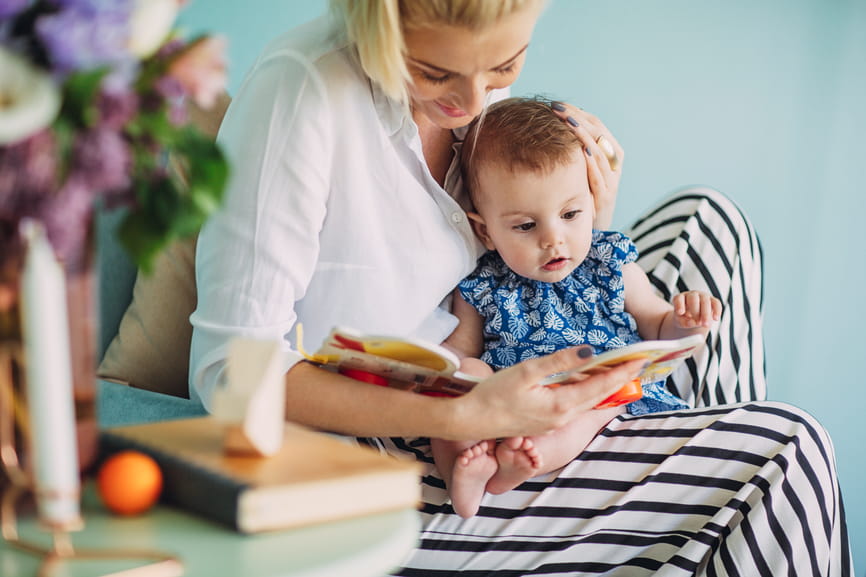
left=457, top=230, right=689, bottom=415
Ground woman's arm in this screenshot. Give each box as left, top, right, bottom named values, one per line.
left=283, top=347, right=647, bottom=441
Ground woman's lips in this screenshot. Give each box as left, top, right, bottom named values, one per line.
left=437, top=101, right=467, bottom=118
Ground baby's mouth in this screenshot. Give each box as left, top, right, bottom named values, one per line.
left=542, top=257, right=569, bottom=271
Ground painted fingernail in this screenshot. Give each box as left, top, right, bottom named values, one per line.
left=577, top=346, right=593, bottom=359
left=551, top=102, right=566, bottom=112
left=566, top=116, right=579, bottom=127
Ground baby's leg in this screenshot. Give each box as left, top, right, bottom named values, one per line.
left=486, top=436, right=543, bottom=494
left=430, top=437, right=498, bottom=518
left=487, top=405, right=625, bottom=494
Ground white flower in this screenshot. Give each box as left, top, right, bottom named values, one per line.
left=0, top=47, right=61, bottom=145
left=128, top=0, right=181, bottom=58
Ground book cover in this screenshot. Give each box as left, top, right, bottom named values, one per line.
left=302, top=326, right=705, bottom=398
left=100, top=417, right=422, bottom=534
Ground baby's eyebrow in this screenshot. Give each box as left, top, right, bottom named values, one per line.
left=407, top=44, right=529, bottom=75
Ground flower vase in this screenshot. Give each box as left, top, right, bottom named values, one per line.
left=64, top=233, right=99, bottom=476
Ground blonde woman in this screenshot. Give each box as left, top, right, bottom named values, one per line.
left=189, top=1, right=852, bottom=574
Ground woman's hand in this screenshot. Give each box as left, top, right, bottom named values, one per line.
left=550, top=101, right=623, bottom=230
left=442, top=346, right=645, bottom=441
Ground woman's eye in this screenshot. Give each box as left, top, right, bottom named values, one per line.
left=494, top=64, right=516, bottom=76
left=421, top=71, right=451, bottom=84
left=562, top=210, right=581, bottom=220
left=514, top=222, right=535, bottom=232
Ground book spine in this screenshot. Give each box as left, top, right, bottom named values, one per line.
left=100, top=431, right=244, bottom=531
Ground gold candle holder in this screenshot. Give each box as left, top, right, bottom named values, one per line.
left=1, top=342, right=184, bottom=577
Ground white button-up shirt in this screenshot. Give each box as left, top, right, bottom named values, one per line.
left=189, top=15, right=490, bottom=409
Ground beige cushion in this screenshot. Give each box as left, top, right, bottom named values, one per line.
left=98, top=236, right=198, bottom=398
left=97, top=94, right=230, bottom=398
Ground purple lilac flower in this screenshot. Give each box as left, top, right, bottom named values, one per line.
left=35, top=1, right=134, bottom=76
left=102, top=57, right=139, bottom=93
left=0, top=129, right=58, bottom=219
left=97, top=84, right=139, bottom=129
left=69, top=126, right=131, bottom=193
left=0, top=0, right=31, bottom=20
left=41, top=177, right=95, bottom=270
left=50, top=0, right=129, bottom=12
left=155, top=75, right=187, bottom=126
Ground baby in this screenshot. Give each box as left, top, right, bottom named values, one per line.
left=435, top=97, right=722, bottom=518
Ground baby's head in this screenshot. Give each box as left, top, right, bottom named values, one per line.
left=460, top=97, right=595, bottom=283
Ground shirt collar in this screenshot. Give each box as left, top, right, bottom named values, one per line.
left=370, top=78, right=409, bottom=138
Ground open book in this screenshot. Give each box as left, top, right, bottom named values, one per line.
left=300, top=326, right=705, bottom=404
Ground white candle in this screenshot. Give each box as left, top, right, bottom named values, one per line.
left=19, top=219, right=82, bottom=529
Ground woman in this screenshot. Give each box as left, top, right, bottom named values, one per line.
left=190, top=0, right=852, bottom=574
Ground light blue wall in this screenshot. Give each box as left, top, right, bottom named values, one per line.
left=179, top=1, right=865, bottom=572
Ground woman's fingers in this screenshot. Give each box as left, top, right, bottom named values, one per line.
left=454, top=347, right=644, bottom=440
left=508, top=347, right=645, bottom=422
left=549, top=101, right=623, bottom=170
left=549, top=100, right=622, bottom=229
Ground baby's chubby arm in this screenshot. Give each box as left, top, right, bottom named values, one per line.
left=622, top=262, right=722, bottom=341
left=442, top=291, right=495, bottom=378
left=442, top=290, right=486, bottom=360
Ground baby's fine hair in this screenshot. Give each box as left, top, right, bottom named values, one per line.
left=329, top=0, right=543, bottom=106
left=461, top=96, right=581, bottom=201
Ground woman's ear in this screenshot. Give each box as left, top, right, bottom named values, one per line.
left=467, top=212, right=496, bottom=250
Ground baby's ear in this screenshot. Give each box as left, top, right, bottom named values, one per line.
left=467, top=212, right=496, bottom=250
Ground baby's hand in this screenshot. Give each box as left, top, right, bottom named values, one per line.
left=672, top=291, right=722, bottom=329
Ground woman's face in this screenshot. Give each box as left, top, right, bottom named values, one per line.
left=403, top=4, right=542, bottom=130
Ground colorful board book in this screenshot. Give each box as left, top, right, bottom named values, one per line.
left=100, top=417, right=422, bottom=534
left=302, top=326, right=705, bottom=401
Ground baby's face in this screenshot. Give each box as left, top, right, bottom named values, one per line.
left=471, top=156, right=594, bottom=283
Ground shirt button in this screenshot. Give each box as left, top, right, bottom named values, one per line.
left=451, top=212, right=463, bottom=224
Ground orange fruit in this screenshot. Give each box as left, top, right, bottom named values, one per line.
left=97, top=450, right=163, bottom=516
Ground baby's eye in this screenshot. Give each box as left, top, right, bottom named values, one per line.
left=513, top=222, right=536, bottom=232
left=562, top=210, right=582, bottom=220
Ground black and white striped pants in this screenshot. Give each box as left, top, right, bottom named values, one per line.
left=373, top=187, right=852, bottom=576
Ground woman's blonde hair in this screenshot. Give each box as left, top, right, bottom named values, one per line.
left=330, top=0, right=542, bottom=106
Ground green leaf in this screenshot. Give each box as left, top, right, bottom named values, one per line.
left=117, top=210, right=174, bottom=274
left=60, top=69, right=110, bottom=128
left=115, top=114, right=230, bottom=272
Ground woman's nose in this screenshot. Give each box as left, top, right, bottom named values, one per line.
left=456, top=76, right=488, bottom=118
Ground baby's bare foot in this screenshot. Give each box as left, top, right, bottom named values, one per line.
left=487, top=437, right=542, bottom=495
left=451, top=441, right=497, bottom=518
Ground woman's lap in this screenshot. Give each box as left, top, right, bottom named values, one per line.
left=388, top=401, right=851, bottom=576
left=377, top=188, right=851, bottom=575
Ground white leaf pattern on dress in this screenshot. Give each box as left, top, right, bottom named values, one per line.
left=562, top=328, right=585, bottom=344
left=529, top=328, right=546, bottom=342
left=587, top=329, right=609, bottom=346
left=508, top=315, right=529, bottom=339
left=502, top=332, right=519, bottom=346
left=490, top=308, right=502, bottom=331
left=458, top=233, right=646, bottom=374
left=544, top=309, right=564, bottom=331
